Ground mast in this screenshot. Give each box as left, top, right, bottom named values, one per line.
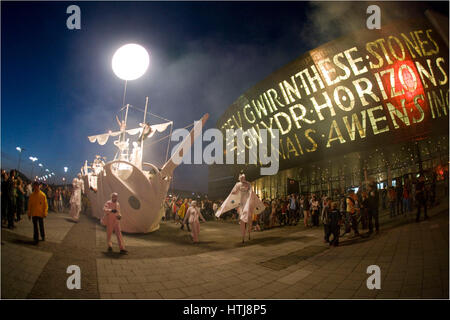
left=140, top=97, right=149, bottom=165
left=124, top=103, right=130, bottom=127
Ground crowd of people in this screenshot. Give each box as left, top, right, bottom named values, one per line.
left=1, top=169, right=74, bottom=229
left=203, top=174, right=443, bottom=247
left=1, top=166, right=445, bottom=249
left=163, top=197, right=216, bottom=226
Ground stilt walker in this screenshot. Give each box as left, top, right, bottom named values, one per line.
left=215, top=172, right=264, bottom=243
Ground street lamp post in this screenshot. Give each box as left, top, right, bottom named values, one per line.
left=29, top=156, right=38, bottom=180
left=64, top=167, right=68, bottom=185
left=16, top=147, right=25, bottom=172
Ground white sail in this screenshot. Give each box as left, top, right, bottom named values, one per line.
left=88, top=121, right=172, bottom=145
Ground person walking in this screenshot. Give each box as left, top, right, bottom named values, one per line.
left=183, top=200, right=206, bottom=243
left=102, top=192, right=127, bottom=254
left=215, top=173, right=264, bottom=243
left=27, top=182, right=48, bottom=244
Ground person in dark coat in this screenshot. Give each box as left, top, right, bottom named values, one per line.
left=415, top=175, right=428, bottom=222
left=367, top=183, right=380, bottom=234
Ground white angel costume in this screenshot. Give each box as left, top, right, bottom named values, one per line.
left=216, top=181, right=264, bottom=222
left=215, top=174, right=264, bottom=242
left=70, top=175, right=85, bottom=221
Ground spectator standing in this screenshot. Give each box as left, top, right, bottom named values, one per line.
left=1, top=170, right=9, bottom=226
left=288, top=194, right=296, bottom=226
left=368, top=183, right=380, bottom=234
left=346, top=190, right=360, bottom=237
left=381, top=187, right=387, bottom=210
left=311, top=195, right=320, bottom=227
left=395, top=182, right=403, bottom=215
left=25, top=182, right=32, bottom=212
left=360, top=191, right=369, bottom=230
left=415, top=175, right=428, bottom=222
left=302, top=195, right=311, bottom=227
left=388, top=187, right=396, bottom=218
left=16, top=178, right=25, bottom=221
left=179, top=199, right=190, bottom=231
left=281, top=199, right=288, bottom=226
left=402, top=184, right=411, bottom=214
left=269, top=200, right=276, bottom=228
left=321, top=197, right=331, bottom=243
left=27, top=182, right=48, bottom=244
left=47, top=187, right=53, bottom=212
left=328, top=202, right=341, bottom=247
left=6, top=170, right=17, bottom=229
left=339, top=194, right=350, bottom=234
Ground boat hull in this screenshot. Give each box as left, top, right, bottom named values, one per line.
left=83, top=160, right=170, bottom=233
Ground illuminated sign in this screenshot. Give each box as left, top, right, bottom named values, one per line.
left=217, top=18, right=449, bottom=175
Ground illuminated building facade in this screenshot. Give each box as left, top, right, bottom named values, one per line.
left=209, top=11, right=449, bottom=200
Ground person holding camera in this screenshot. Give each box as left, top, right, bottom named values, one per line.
left=102, top=192, right=127, bottom=254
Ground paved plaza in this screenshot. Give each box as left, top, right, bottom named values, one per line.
left=1, top=200, right=448, bottom=299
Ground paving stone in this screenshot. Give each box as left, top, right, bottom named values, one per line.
left=158, top=288, right=187, bottom=299
left=2, top=202, right=448, bottom=300
left=326, top=288, right=355, bottom=299
left=278, top=269, right=312, bottom=285
left=119, top=283, right=144, bottom=293
left=135, top=291, right=163, bottom=299
left=142, top=282, right=165, bottom=292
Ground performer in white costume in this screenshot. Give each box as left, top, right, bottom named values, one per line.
left=92, top=155, right=103, bottom=175
left=102, top=192, right=127, bottom=254
left=183, top=200, right=206, bottom=243
left=70, top=173, right=84, bottom=221
left=215, top=173, right=264, bottom=243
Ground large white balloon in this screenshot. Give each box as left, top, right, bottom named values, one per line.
left=112, top=44, right=150, bottom=81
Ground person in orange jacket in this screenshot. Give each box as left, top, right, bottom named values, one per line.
left=27, top=182, right=48, bottom=244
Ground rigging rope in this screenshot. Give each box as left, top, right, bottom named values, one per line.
left=145, top=122, right=194, bottom=147
left=126, top=104, right=172, bottom=123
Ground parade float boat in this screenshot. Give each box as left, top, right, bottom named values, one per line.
left=82, top=97, right=208, bottom=233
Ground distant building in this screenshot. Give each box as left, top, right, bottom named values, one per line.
left=209, top=11, right=449, bottom=200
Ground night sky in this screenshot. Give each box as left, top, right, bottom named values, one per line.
left=1, top=1, right=447, bottom=193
